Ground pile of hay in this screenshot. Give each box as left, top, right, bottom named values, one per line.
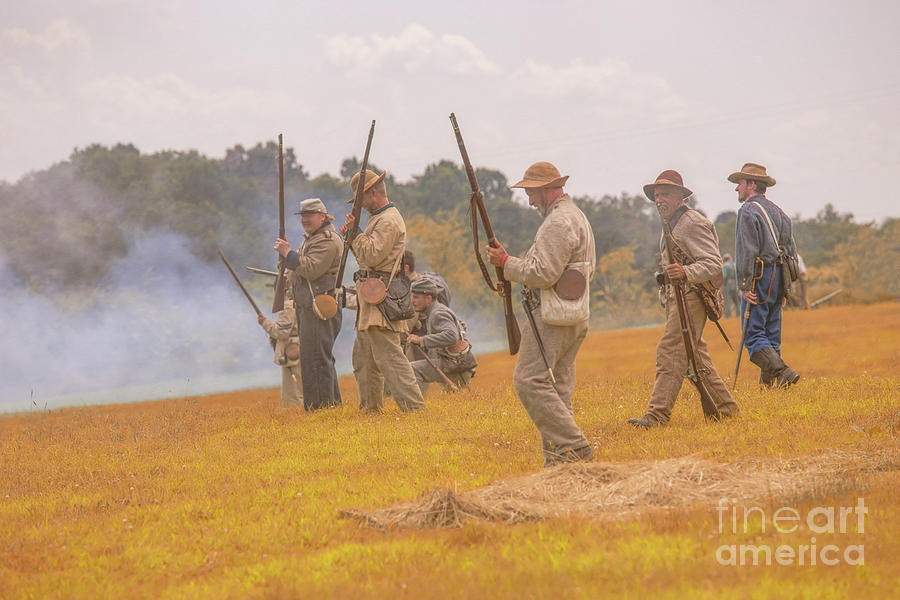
left=339, top=449, right=899, bottom=529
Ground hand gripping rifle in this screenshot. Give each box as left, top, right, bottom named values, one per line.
left=271, top=134, right=287, bottom=312
left=449, top=113, right=521, bottom=355
left=219, top=250, right=263, bottom=317
left=334, top=120, right=376, bottom=294
left=659, top=212, right=721, bottom=420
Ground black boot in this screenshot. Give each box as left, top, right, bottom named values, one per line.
left=754, top=347, right=800, bottom=389
left=749, top=350, right=775, bottom=387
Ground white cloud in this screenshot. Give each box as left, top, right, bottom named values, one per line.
left=323, top=23, right=499, bottom=75
left=4, top=19, right=92, bottom=52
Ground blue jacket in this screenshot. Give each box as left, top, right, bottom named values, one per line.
left=734, top=195, right=797, bottom=291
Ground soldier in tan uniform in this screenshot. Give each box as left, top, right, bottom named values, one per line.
left=628, top=170, right=741, bottom=428
left=275, top=198, right=343, bottom=411
left=258, top=285, right=302, bottom=408
left=486, top=162, right=596, bottom=466
left=340, top=169, right=425, bottom=413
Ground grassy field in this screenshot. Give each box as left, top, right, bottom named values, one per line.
left=1, top=303, right=898, bottom=598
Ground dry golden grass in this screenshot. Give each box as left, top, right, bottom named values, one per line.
left=1, top=302, right=898, bottom=599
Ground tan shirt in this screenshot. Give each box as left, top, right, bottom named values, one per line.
left=504, top=195, right=596, bottom=291
left=351, top=204, right=408, bottom=332
left=658, top=207, right=723, bottom=303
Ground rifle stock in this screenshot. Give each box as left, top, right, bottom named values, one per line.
left=449, top=112, right=521, bottom=355
left=334, top=120, right=376, bottom=292
left=219, top=250, right=263, bottom=317
left=272, top=134, right=287, bottom=312
left=660, top=216, right=721, bottom=420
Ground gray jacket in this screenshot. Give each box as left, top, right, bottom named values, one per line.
left=734, top=195, right=797, bottom=291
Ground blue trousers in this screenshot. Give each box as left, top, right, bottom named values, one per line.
left=740, top=263, right=784, bottom=355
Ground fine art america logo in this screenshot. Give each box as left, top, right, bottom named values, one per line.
left=715, top=497, right=867, bottom=566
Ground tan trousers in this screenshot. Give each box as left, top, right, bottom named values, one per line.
left=513, top=312, right=590, bottom=462
left=647, top=290, right=740, bottom=424
left=353, top=327, right=425, bottom=412
left=281, top=365, right=303, bottom=408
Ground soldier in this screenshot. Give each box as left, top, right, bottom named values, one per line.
left=340, top=169, right=426, bottom=413
left=486, top=161, right=595, bottom=466
left=722, top=254, right=740, bottom=318
left=257, top=284, right=302, bottom=408
left=275, top=198, right=343, bottom=411
left=787, top=254, right=810, bottom=310
left=730, top=163, right=801, bottom=388
left=628, top=170, right=741, bottom=428
left=407, top=277, right=477, bottom=394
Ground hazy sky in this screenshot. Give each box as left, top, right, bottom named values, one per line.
left=3, top=0, right=899, bottom=221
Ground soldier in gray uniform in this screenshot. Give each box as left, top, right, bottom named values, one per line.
left=258, top=286, right=302, bottom=408
left=275, top=198, right=343, bottom=411
left=487, top=161, right=596, bottom=467
left=407, top=277, right=476, bottom=394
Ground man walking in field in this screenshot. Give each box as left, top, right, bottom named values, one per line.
left=486, top=161, right=596, bottom=466
left=730, top=163, right=801, bottom=388
left=628, top=170, right=741, bottom=428
left=275, top=198, right=344, bottom=411
left=341, top=169, right=426, bottom=413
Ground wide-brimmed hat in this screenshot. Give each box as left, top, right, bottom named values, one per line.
left=727, top=162, right=776, bottom=187
left=643, top=170, right=693, bottom=201
left=347, top=169, right=387, bottom=203
left=295, top=197, right=334, bottom=221
left=411, top=278, right=438, bottom=296
left=509, top=161, right=569, bottom=189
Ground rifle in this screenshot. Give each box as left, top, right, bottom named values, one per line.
left=219, top=250, right=263, bottom=317
left=732, top=305, right=751, bottom=391
left=659, top=213, right=721, bottom=420
left=271, top=134, right=287, bottom=312
left=521, top=290, right=556, bottom=383
left=334, top=120, right=376, bottom=293
left=246, top=266, right=279, bottom=278
left=449, top=112, right=521, bottom=355
left=809, top=288, right=843, bottom=308
left=407, top=339, right=459, bottom=392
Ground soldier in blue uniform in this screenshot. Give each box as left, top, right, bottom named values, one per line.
left=730, top=163, right=800, bottom=388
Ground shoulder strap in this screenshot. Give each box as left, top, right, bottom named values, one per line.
left=751, top=201, right=781, bottom=247
left=386, top=250, right=404, bottom=286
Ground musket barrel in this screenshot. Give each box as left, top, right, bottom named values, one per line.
left=335, top=120, right=376, bottom=290
left=219, top=250, right=263, bottom=316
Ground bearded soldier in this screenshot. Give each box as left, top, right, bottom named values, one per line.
left=486, top=162, right=596, bottom=466
left=628, top=170, right=741, bottom=428
left=407, top=277, right=476, bottom=394
left=275, top=198, right=343, bottom=411
left=730, top=162, right=801, bottom=388
left=341, top=169, right=425, bottom=413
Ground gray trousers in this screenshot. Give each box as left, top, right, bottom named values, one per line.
left=281, top=365, right=302, bottom=407
left=352, top=327, right=425, bottom=413
left=410, top=358, right=473, bottom=394
left=297, top=306, right=342, bottom=411
left=646, top=291, right=741, bottom=424
left=513, top=312, right=590, bottom=462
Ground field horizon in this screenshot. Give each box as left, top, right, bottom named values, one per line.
left=2, top=302, right=898, bottom=598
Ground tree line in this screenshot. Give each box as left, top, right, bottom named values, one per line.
left=1, top=142, right=896, bottom=327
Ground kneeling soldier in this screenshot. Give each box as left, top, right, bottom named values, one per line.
left=407, top=278, right=476, bottom=393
